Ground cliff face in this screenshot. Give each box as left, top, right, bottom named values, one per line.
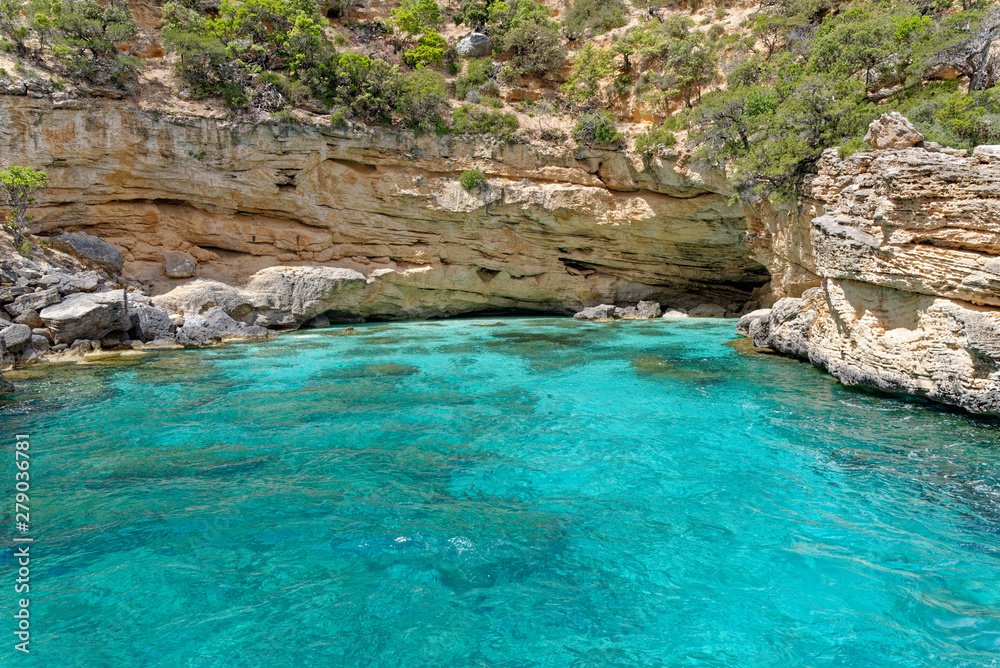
left=0, top=95, right=769, bottom=319
left=741, top=143, right=1000, bottom=416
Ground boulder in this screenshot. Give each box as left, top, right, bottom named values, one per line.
left=973, top=145, right=1000, bottom=164
left=176, top=307, right=272, bottom=345
left=0, top=371, right=12, bottom=395
left=5, top=288, right=60, bottom=317
left=456, top=32, right=490, bottom=58
left=0, top=286, right=28, bottom=303
left=100, top=331, right=130, bottom=349
left=30, top=334, right=49, bottom=353
left=52, top=232, right=124, bottom=272
left=163, top=251, right=197, bottom=278
left=18, top=347, right=38, bottom=366
left=689, top=304, right=728, bottom=317
left=39, top=291, right=131, bottom=344
left=130, top=304, right=177, bottom=343
left=617, top=300, right=662, bottom=319
left=735, top=308, right=772, bottom=338
left=13, top=311, right=44, bottom=329
left=660, top=309, right=689, bottom=319
left=863, top=112, right=924, bottom=150
left=0, top=324, right=32, bottom=352
left=31, top=328, right=52, bottom=343
left=305, top=314, right=331, bottom=328
left=573, top=304, right=616, bottom=321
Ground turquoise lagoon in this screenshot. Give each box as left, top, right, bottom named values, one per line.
left=2, top=317, right=1000, bottom=666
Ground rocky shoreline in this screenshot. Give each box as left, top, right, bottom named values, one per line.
left=736, top=114, right=1000, bottom=417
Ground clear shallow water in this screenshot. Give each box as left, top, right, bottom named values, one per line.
left=2, top=317, right=1000, bottom=667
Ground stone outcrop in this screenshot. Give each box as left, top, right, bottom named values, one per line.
left=739, top=116, right=1000, bottom=415
left=0, top=97, right=767, bottom=318
left=863, top=112, right=924, bottom=150
left=39, top=291, right=132, bottom=344
left=53, top=232, right=124, bottom=272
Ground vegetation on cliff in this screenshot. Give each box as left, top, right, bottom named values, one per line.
left=0, top=0, right=998, bottom=201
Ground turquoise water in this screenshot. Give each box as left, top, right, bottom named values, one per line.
left=2, top=317, right=1000, bottom=667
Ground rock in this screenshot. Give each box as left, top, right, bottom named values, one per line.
left=305, top=314, right=330, bottom=328
left=617, top=300, right=662, bottom=319
left=13, top=311, right=44, bottom=329
left=0, top=324, right=33, bottom=352
left=738, top=281, right=1000, bottom=415
left=68, top=339, right=96, bottom=354
left=100, top=331, right=130, bottom=349
left=574, top=304, right=616, bottom=321
left=30, top=334, right=49, bottom=353
left=689, top=304, right=728, bottom=317
left=32, top=328, right=52, bottom=343
left=163, top=250, right=197, bottom=278
left=153, top=267, right=368, bottom=328
left=456, top=32, right=490, bottom=58
left=130, top=304, right=177, bottom=342
left=735, top=308, right=772, bottom=337
left=973, top=145, right=1000, bottom=163
left=176, top=306, right=272, bottom=345
left=18, top=346, right=38, bottom=366
left=39, top=291, right=131, bottom=344
left=863, top=112, right=924, bottom=150
left=5, top=288, right=60, bottom=317
left=51, top=343, right=68, bottom=352
left=660, top=309, right=689, bottom=318
left=47, top=270, right=101, bottom=294
left=0, top=286, right=28, bottom=303
left=52, top=232, right=124, bottom=272
left=0, top=371, right=12, bottom=395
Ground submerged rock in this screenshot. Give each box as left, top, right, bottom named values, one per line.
left=689, top=304, right=727, bottom=317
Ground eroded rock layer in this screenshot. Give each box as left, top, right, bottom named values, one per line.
left=0, top=96, right=769, bottom=319
left=740, top=142, right=1000, bottom=415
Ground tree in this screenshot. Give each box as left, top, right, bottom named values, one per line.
left=390, top=0, right=442, bottom=36
left=398, top=68, right=448, bottom=131
left=562, top=0, right=626, bottom=40
left=0, top=0, right=30, bottom=56
left=616, top=16, right=716, bottom=109
left=0, top=166, right=48, bottom=248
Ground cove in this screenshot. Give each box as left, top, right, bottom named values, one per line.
left=2, top=317, right=999, bottom=666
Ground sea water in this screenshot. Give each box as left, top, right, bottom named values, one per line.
left=1, top=317, right=999, bottom=667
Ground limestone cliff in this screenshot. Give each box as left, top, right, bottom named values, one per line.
left=0, top=95, right=769, bottom=321
left=740, top=136, right=1000, bottom=416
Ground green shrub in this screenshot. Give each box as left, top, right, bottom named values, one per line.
left=499, top=15, right=564, bottom=77
left=634, top=125, right=677, bottom=155
left=29, top=0, right=142, bottom=90
left=560, top=44, right=613, bottom=108
left=616, top=15, right=716, bottom=109
left=455, top=57, right=492, bottom=100
left=563, top=0, right=626, bottom=39
left=0, top=165, right=47, bottom=248
left=459, top=168, right=487, bottom=191
left=452, top=104, right=519, bottom=138
left=837, top=137, right=869, bottom=158
left=399, top=68, right=449, bottom=131
left=305, top=53, right=403, bottom=124
left=390, top=0, right=442, bottom=36
left=404, top=30, right=447, bottom=68
left=573, top=111, right=624, bottom=148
